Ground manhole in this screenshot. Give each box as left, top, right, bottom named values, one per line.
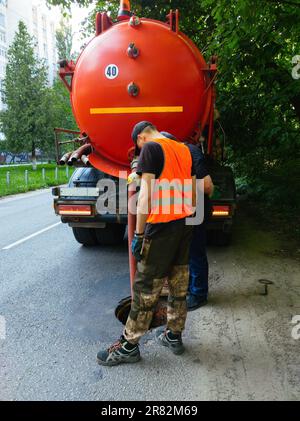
left=115, top=296, right=168, bottom=329
left=258, top=279, right=274, bottom=296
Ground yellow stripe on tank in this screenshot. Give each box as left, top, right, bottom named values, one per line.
left=90, top=106, right=184, bottom=115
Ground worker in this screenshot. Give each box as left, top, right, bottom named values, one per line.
left=187, top=143, right=214, bottom=310
left=97, top=121, right=196, bottom=366
left=161, top=132, right=214, bottom=311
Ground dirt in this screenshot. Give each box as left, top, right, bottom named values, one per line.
left=183, top=210, right=300, bottom=400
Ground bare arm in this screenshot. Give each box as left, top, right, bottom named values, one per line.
left=136, top=173, right=155, bottom=235
left=204, top=175, right=214, bottom=197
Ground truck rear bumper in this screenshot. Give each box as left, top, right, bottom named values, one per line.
left=207, top=217, right=233, bottom=233
left=54, top=199, right=235, bottom=231
left=54, top=198, right=128, bottom=227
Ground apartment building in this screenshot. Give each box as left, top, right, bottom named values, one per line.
left=0, top=0, right=60, bottom=111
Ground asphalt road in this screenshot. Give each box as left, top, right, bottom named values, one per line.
left=0, top=189, right=299, bottom=401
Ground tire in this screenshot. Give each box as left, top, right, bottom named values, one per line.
left=72, top=227, right=98, bottom=247
left=208, top=230, right=232, bottom=246
left=96, top=224, right=126, bottom=246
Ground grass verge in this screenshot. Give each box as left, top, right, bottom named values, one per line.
left=0, top=164, right=75, bottom=197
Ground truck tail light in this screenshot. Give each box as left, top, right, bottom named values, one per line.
left=57, top=205, right=92, bottom=216
left=212, top=205, right=230, bottom=217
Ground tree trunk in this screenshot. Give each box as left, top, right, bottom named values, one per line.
left=32, top=141, right=37, bottom=170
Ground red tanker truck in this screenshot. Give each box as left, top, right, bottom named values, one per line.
left=52, top=0, right=236, bottom=248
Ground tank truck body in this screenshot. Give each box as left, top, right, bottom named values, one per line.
left=52, top=1, right=236, bottom=247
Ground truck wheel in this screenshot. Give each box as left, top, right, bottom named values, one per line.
left=96, top=224, right=126, bottom=245
left=209, top=230, right=232, bottom=246
left=72, top=227, right=98, bottom=247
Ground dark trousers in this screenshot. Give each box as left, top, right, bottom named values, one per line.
left=124, top=221, right=193, bottom=345
left=189, top=222, right=209, bottom=299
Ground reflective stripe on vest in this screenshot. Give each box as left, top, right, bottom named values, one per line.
left=151, top=179, right=193, bottom=215
left=147, top=139, right=193, bottom=224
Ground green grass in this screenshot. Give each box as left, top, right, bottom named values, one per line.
left=0, top=164, right=75, bottom=197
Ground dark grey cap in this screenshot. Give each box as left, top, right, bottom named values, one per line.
left=131, top=121, right=153, bottom=143
left=131, top=121, right=154, bottom=156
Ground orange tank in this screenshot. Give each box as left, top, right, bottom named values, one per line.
left=60, top=2, right=216, bottom=178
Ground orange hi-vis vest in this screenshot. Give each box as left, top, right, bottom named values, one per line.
left=147, top=138, right=194, bottom=224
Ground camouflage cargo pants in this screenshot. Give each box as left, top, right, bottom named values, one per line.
left=124, top=221, right=193, bottom=345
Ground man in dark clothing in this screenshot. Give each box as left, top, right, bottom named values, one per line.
left=161, top=132, right=214, bottom=311
left=186, top=144, right=213, bottom=310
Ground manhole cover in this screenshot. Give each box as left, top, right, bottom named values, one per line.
left=258, top=279, right=274, bottom=296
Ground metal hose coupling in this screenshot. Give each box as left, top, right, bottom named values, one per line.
left=128, top=157, right=141, bottom=186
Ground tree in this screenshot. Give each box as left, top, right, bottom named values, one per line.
left=47, top=0, right=89, bottom=8
left=56, top=18, right=74, bottom=60
left=50, top=77, right=78, bottom=131
left=51, top=18, right=78, bottom=131
left=0, top=21, right=55, bottom=168
left=200, top=0, right=300, bottom=212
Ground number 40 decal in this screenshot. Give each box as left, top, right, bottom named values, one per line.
left=105, top=64, right=119, bottom=80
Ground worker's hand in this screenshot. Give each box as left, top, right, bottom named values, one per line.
left=127, top=172, right=141, bottom=186
left=131, top=233, right=144, bottom=262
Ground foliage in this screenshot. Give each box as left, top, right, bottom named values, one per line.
left=200, top=0, right=300, bottom=213
left=52, top=19, right=78, bottom=131
left=47, top=0, right=89, bottom=9
left=56, top=18, right=74, bottom=60
left=50, top=77, right=78, bottom=131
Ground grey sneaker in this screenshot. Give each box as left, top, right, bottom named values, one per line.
left=97, top=336, right=141, bottom=367
left=156, top=328, right=185, bottom=355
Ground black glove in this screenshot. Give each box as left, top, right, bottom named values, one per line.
left=131, top=233, right=144, bottom=262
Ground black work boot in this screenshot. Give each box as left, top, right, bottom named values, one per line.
left=97, top=336, right=141, bottom=366
left=187, top=294, right=208, bottom=312
left=156, top=328, right=185, bottom=355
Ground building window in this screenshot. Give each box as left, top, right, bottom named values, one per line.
left=43, top=43, right=48, bottom=58
left=0, top=63, right=5, bottom=76
left=32, top=7, right=37, bottom=17
left=33, top=28, right=38, bottom=40
left=0, top=47, right=6, bottom=57
left=42, top=15, right=47, bottom=38
left=0, top=30, right=5, bottom=43
left=0, top=13, right=5, bottom=28
left=0, top=78, right=5, bottom=103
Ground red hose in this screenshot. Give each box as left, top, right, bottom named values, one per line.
left=128, top=184, right=137, bottom=295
